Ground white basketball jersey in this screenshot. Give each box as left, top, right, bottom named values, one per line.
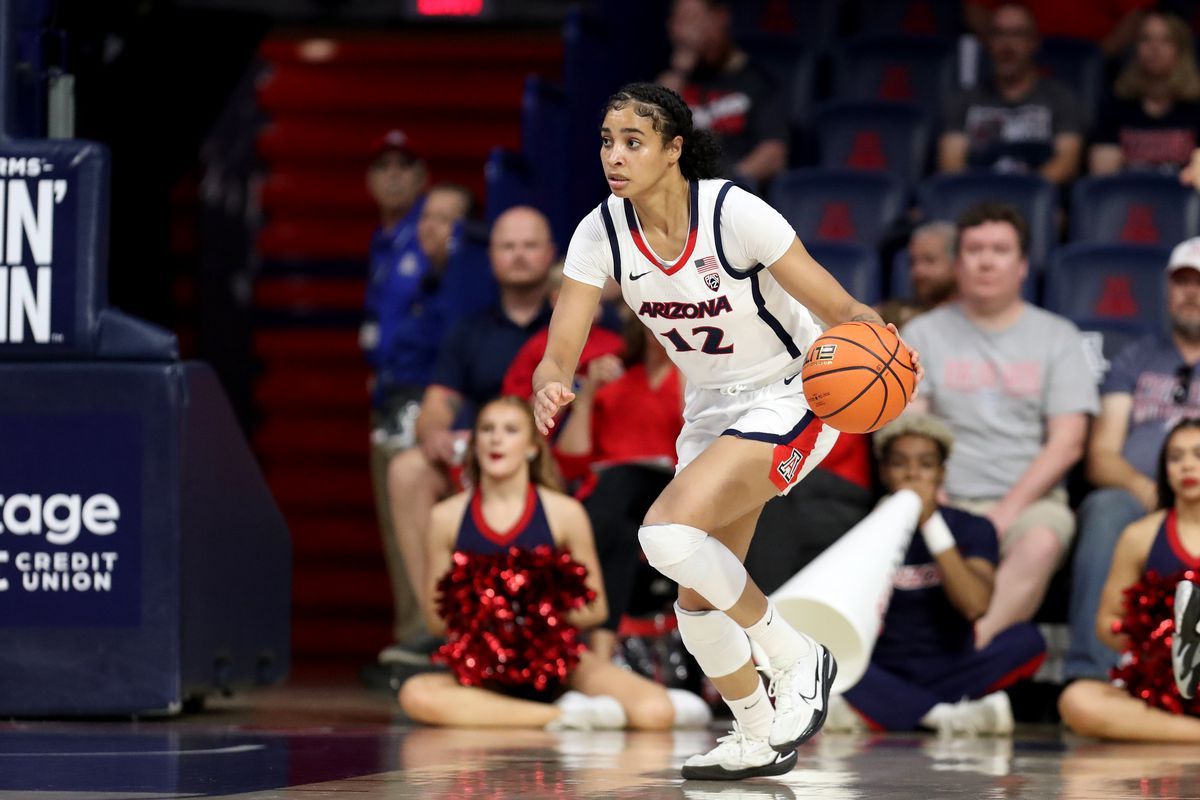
left=597, top=179, right=822, bottom=390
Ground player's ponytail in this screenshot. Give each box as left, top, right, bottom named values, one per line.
left=604, top=82, right=724, bottom=181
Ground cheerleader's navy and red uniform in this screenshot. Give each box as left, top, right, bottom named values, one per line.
left=453, top=484, right=565, bottom=701
left=842, top=506, right=1047, bottom=731
left=1145, top=508, right=1200, bottom=575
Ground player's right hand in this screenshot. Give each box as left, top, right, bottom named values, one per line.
left=533, top=381, right=576, bottom=435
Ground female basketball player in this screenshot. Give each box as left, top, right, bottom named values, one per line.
left=397, top=396, right=709, bottom=731
left=532, top=83, right=921, bottom=780
left=1058, top=418, right=1200, bottom=741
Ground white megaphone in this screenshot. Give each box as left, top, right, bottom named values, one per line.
left=761, top=489, right=921, bottom=694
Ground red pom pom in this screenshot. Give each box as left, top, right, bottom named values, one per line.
left=1111, top=570, right=1200, bottom=717
left=431, top=545, right=596, bottom=692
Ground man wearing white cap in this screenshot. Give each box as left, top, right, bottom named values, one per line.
left=1066, top=236, right=1200, bottom=684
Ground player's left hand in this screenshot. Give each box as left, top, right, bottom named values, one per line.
left=886, top=322, right=924, bottom=399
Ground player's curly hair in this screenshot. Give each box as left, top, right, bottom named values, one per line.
left=604, top=83, right=724, bottom=181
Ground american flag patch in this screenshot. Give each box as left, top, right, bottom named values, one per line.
left=695, top=255, right=721, bottom=291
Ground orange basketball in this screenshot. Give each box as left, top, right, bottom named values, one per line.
left=801, top=322, right=917, bottom=434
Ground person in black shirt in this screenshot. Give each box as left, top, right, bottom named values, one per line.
left=657, top=0, right=788, bottom=189
left=1091, top=10, right=1200, bottom=176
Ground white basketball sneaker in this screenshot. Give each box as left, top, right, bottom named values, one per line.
left=545, top=691, right=628, bottom=731
left=925, top=691, right=1014, bottom=737
left=1173, top=580, right=1200, bottom=700
left=681, top=723, right=798, bottom=781
left=766, top=641, right=837, bottom=753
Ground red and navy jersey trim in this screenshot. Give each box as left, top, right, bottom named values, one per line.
left=1167, top=508, right=1200, bottom=569
left=600, top=201, right=622, bottom=284
left=622, top=180, right=700, bottom=276
left=711, top=180, right=801, bottom=359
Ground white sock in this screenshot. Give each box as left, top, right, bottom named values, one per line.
left=743, top=600, right=814, bottom=670
left=727, top=680, right=774, bottom=739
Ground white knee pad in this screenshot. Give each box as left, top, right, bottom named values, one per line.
left=638, top=523, right=748, bottom=610
left=675, top=603, right=752, bottom=679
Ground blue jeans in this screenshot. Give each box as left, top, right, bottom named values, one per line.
left=1065, top=488, right=1146, bottom=680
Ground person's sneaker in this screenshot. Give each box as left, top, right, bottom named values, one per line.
left=928, top=691, right=1014, bottom=737
left=545, top=691, right=628, bottom=731
left=681, top=723, right=798, bottom=781
left=766, top=640, right=837, bottom=753
left=668, top=688, right=715, bottom=729
left=378, top=634, right=443, bottom=666
left=822, top=694, right=867, bottom=734
left=1174, top=580, right=1200, bottom=699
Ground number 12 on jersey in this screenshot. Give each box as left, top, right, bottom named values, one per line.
left=661, top=326, right=733, bottom=355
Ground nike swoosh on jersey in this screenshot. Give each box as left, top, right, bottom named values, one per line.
left=629, top=271, right=653, bottom=281
left=783, top=373, right=800, bottom=385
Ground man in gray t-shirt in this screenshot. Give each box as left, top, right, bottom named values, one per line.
left=1066, top=236, right=1200, bottom=682
left=904, top=202, right=1098, bottom=648
left=938, top=3, right=1085, bottom=184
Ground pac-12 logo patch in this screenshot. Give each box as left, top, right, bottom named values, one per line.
left=807, top=344, right=837, bottom=363
left=776, top=448, right=803, bottom=483
left=695, top=256, right=720, bottom=292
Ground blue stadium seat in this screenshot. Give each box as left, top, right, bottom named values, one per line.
left=807, top=241, right=883, bottom=306
left=1070, top=173, right=1200, bottom=246
left=520, top=76, right=571, bottom=249
left=1037, top=37, right=1105, bottom=120
left=770, top=168, right=906, bottom=248
left=1044, top=243, right=1171, bottom=332
left=831, top=35, right=956, bottom=124
left=741, top=35, right=817, bottom=129
left=855, top=0, right=961, bottom=37
left=917, top=172, right=1058, bottom=269
left=730, top=0, right=839, bottom=50
left=1073, top=318, right=1155, bottom=383
left=812, top=100, right=930, bottom=189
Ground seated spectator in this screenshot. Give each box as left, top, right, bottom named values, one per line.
left=1067, top=237, right=1200, bottom=683
left=397, top=397, right=710, bottom=731
left=878, top=221, right=958, bottom=328
left=555, top=318, right=684, bottom=660
left=1058, top=418, right=1200, bottom=741
left=940, top=3, right=1086, bottom=184
left=904, top=202, right=1099, bottom=648
left=965, top=0, right=1151, bottom=58
left=362, top=131, right=430, bottom=648
left=657, top=0, right=788, bottom=188
left=500, top=263, right=624, bottom=401
left=382, top=207, right=556, bottom=663
left=826, top=414, right=1045, bottom=735
left=1090, top=11, right=1200, bottom=176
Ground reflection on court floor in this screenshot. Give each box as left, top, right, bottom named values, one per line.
left=1, top=686, right=1197, bottom=800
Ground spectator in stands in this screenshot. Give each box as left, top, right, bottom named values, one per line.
left=368, top=184, right=494, bottom=653
left=879, top=221, right=959, bottom=329
left=940, top=3, right=1086, bottom=184
left=555, top=316, right=684, bottom=660
left=500, top=263, right=624, bottom=402
left=1090, top=11, right=1200, bottom=176
left=965, top=0, right=1152, bottom=58
left=825, top=414, right=1045, bottom=735
left=363, top=130, right=431, bottom=649
left=381, top=206, right=555, bottom=663
left=1058, top=418, right=1200, bottom=742
left=657, top=0, right=788, bottom=188
left=903, top=202, right=1099, bottom=648
left=1066, top=237, right=1200, bottom=683
left=398, top=397, right=710, bottom=730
